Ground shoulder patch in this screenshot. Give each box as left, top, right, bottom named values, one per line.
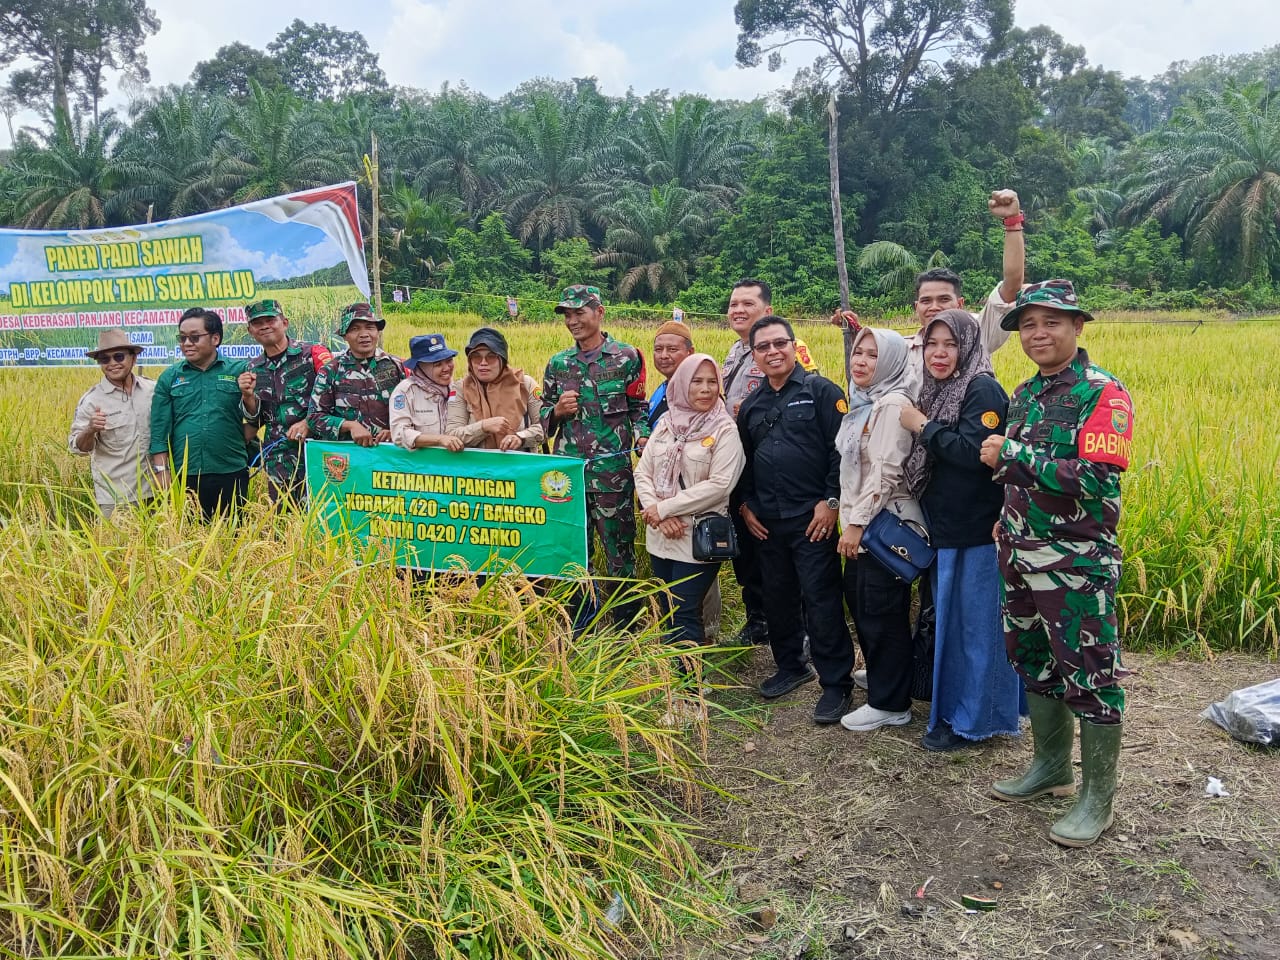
left=981, top=410, right=1000, bottom=429
left=393, top=394, right=407, bottom=410
left=836, top=398, right=849, bottom=414
left=1078, top=381, right=1134, bottom=470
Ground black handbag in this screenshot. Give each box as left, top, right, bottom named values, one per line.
left=863, top=509, right=934, bottom=582
left=692, top=513, right=739, bottom=562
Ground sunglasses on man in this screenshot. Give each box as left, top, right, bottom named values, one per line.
left=95, top=351, right=131, bottom=364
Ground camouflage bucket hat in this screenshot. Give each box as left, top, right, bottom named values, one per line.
left=554, top=284, right=603, bottom=313
left=245, top=298, right=283, bottom=322
left=336, top=301, right=385, bottom=335
left=1000, top=279, right=1095, bottom=331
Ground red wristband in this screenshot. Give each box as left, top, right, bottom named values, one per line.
left=1003, top=213, right=1025, bottom=229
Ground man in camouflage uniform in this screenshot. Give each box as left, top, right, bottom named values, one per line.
left=307, top=302, right=405, bottom=446
left=979, top=279, right=1135, bottom=849
left=238, top=299, right=333, bottom=504
left=541, top=284, right=649, bottom=623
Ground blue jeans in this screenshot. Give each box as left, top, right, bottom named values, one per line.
left=649, top=555, right=721, bottom=646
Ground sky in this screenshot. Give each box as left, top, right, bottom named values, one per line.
left=3, top=0, right=1278, bottom=146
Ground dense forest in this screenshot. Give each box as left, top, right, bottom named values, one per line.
left=2, top=1, right=1279, bottom=317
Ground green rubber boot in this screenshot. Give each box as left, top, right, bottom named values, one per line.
left=991, top=693, right=1077, bottom=801
left=1050, top=720, right=1122, bottom=848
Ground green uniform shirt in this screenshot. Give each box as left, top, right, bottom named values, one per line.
left=150, top=354, right=249, bottom=475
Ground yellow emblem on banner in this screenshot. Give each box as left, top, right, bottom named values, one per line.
left=701, top=435, right=716, bottom=447
left=981, top=411, right=1000, bottom=429
left=836, top=398, right=849, bottom=414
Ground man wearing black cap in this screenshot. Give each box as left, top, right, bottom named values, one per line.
left=238, top=299, right=333, bottom=504
left=307, top=302, right=405, bottom=446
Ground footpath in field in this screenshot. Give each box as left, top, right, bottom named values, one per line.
left=681, top=652, right=1279, bottom=960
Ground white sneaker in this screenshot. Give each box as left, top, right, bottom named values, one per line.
left=853, top=669, right=868, bottom=690
left=840, top=703, right=912, bottom=732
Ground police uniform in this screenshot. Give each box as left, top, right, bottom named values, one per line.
left=737, top=365, right=854, bottom=695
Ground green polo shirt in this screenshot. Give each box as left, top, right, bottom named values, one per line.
left=149, top=354, right=249, bottom=475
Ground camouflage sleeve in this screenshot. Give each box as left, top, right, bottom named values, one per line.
left=993, top=437, right=1122, bottom=501
left=539, top=360, right=562, bottom=439
left=306, top=360, right=344, bottom=440
left=625, top=348, right=650, bottom=440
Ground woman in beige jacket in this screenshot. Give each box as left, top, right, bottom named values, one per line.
left=446, top=327, right=544, bottom=451
left=835, top=327, right=928, bottom=733
left=635, top=354, right=745, bottom=649
left=390, top=333, right=464, bottom=452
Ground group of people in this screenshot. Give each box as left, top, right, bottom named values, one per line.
left=69, top=188, right=1135, bottom=848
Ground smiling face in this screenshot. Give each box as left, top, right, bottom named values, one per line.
left=246, top=311, right=289, bottom=354
left=561, top=304, right=604, bottom=348
left=849, top=333, right=879, bottom=389
left=750, top=322, right=796, bottom=382
left=1017, top=305, right=1083, bottom=375
left=344, top=319, right=381, bottom=358
left=96, top=348, right=137, bottom=387
left=178, top=316, right=219, bottom=366
left=727, top=284, right=770, bottom=340
left=653, top=333, right=693, bottom=379
left=467, top=346, right=503, bottom=384
left=913, top=280, right=965, bottom=326
left=421, top=356, right=455, bottom=386
left=923, top=322, right=959, bottom=381
left=688, top=360, right=720, bottom=413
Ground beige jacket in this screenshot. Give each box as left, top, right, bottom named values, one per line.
left=68, top=375, right=156, bottom=507
left=389, top=377, right=455, bottom=449
left=837, top=392, right=926, bottom=534
left=445, top=373, right=545, bottom=450
left=634, top=418, right=745, bottom=563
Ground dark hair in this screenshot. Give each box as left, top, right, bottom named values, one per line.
left=914, top=268, right=963, bottom=298
left=733, top=277, right=772, bottom=306
left=748, top=315, right=794, bottom=348
left=179, top=306, right=223, bottom=340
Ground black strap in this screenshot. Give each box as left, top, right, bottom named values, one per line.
left=722, top=349, right=750, bottom=398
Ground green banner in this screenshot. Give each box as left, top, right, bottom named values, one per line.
left=305, top=442, right=588, bottom=578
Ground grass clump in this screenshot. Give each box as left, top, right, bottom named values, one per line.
left=0, top=494, right=718, bottom=959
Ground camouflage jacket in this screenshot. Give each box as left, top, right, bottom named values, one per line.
left=307, top=349, right=405, bottom=440
left=994, top=349, right=1134, bottom=572
left=540, top=333, right=649, bottom=494
left=243, top=339, right=332, bottom=484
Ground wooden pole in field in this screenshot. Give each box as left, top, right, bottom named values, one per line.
left=828, top=92, right=855, bottom=387
left=370, top=131, right=383, bottom=317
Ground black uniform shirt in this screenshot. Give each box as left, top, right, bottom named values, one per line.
left=737, top=364, right=845, bottom=520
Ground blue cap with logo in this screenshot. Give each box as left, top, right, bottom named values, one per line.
left=404, top=333, right=458, bottom=369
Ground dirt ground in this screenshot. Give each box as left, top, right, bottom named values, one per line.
left=677, top=651, right=1279, bottom=960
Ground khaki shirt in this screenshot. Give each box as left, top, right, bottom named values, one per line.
left=837, top=393, right=926, bottom=532
left=389, top=376, right=455, bottom=450
left=902, top=283, right=1015, bottom=398
left=634, top=418, right=745, bottom=563
left=69, top=375, right=156, bottom=507
left=445, top=373, right=546, bottom=450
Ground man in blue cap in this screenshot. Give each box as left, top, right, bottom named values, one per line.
left=389, top=333, right=465, bottom=451
left=307, top=302, right=405, bottom=445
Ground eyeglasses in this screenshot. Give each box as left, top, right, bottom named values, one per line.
left=176, top=333, right=210, bottom=344
left=752, top=337, right=794, bottom=353
left=95, top=351, right=130, bottom=364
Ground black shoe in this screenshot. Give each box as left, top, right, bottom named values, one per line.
left=921, top=722, right=971, bottom=752
left=759, top=667, right=817, bottom=699
left=735, top=619, right=770, bottom=646
left=813, top=687, right=853, bottom=725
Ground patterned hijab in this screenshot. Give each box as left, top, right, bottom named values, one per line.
left=904, top=309, right=994, bottom=497
left=654, top=354, right=733, bottom=499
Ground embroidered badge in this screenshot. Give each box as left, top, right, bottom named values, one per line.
left=393, top=394, right=406, bottom=410
left=836, top=398, right=849, bottom=414
left=981, top=410, right=1000, bottom=428
left=701, top=435, right=716, bottom=447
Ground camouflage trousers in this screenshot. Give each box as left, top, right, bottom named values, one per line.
left=1001, top=564, right=1127, bottom=724
left=586, top=488, right=637, bottom=580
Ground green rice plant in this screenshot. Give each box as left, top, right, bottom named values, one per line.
left=0, top=490, right=723, bottom=958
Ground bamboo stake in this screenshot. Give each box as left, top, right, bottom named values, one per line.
left=828, top=92, right=855, bottom=387
left=370, top=131, right=383, bottom=317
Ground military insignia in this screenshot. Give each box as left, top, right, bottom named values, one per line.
left=835, top=398, right=849, bottom=414
left=539, top=469, right=572, bottom=503
left=746, top=379, right=760, bottom=394
left=393, top=394, right=407, bottom=410
left=981, top=411, right=1000, bottom=428
left=321, top=452, right=349, bottom=483
left=701, top=435, right=716, bottom=447
left=1111, top=409, right=1129, bottom=433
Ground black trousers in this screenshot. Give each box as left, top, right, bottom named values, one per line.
left=757, top=513, right=853, bottom=692
left=729, top=489, right=767, bottom=624
left=186, top=470, right=248, bottom=521
left=844, top=553, right=914, bottom=711
left=649, top=556, right=721, bottom=646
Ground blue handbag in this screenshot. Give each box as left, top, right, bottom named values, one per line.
left=863, top=509, right=935, bottom=582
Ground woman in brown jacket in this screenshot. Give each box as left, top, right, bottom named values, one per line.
left=446, top=327, right=545, bottom=451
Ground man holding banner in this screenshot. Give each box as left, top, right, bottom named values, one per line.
left=238, top=299, right=333, bottom=505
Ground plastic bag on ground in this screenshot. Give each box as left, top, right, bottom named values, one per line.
left=1201, top=677, right=1280, bottom=746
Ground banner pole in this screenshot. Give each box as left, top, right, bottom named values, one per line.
left=370, top=131, right=383, bottom=317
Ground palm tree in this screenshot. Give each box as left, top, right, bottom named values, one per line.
left=6, top=110, right=127, bottom=228
left=856, top=242, right=950, bottom=296
left=406, top=89, right=503, bottom=219
left=1069, top=138, right=1124, bottom=237
left=595, top=183, right=714, bottom=301
left=617, top=96, right=753, bottom=207
left=1123, top=83, right=1280, bottom=279
left=381, top=176, right=463, bottom=281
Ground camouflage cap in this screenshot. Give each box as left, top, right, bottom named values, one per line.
left=336, top=301, right=385, bottom=335
left=1000, top=279, right=1095, bottom=331
left=245, top=298, right=284, bottom=322
left=554, top=284, right=603, bottom=313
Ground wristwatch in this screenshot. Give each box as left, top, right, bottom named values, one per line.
left=152, top=464, right=168, bottom=473
left=825, top=497, right=840, bottom=510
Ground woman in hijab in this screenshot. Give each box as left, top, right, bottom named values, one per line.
left=390, top=333, right=464, bottom=451
left=635, top=354, right=745, bottom=650
left=446, top=327, right=545, bottom=451
left=836, top=327, right=928, bottom=733
left=900, top=309, right=1023, bottom=751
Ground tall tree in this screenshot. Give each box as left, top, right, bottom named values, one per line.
left=617, top=96, right=753, bottom=206
left=191, top=43, right=283, bottom=99
left=266, top=20, right=388, bottom=102
left=5, top=111, right=127, bottom=228
left=0, top=0, right=160, bottom=121
left=595, top=183, right=715, bottom=301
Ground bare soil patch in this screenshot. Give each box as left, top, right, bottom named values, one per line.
left=675, top=651, right=1279, bottom=960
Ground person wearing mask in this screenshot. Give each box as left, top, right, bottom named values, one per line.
left=446, top=327, right=543, bottom=451
left=899, top=310, right=1024, bottom=751
left=835, top=327, right=925, bottom=732
left=389, top=334, right=464, bottom=451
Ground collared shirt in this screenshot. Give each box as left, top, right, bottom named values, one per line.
left=149, top=354, right=248, bottom=475
left=389, top=375, right=454, bottom=449
left=242, top=338, right=333, bottom=485
left=903, top=284, right=1015, bottom=398
left=722, top=336, right=820, bottom=419
left=307, top=349, right=405, bottom=440
left=737, top=364, right=845, bottom=520
left=69, top=374, right=156, bottom=506
left=648, top=380, right=669, bottom=429
left=994, top=348, right=1134, bottom=572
